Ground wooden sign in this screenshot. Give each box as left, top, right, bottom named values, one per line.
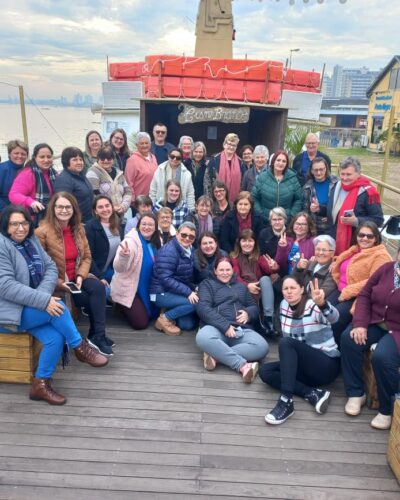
left=177, top=104, right=250, bottom=124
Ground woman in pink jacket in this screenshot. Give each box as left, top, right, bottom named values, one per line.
left=9, top=143, right=57, bottom=226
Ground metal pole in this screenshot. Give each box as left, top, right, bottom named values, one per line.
left=379, top=104, right=396, bottom=197
left=18, top=85, right=29, bottom=147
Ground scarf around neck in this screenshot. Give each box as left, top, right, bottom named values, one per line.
left=218, top=152, right=241, bottom=202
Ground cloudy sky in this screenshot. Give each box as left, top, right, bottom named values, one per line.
left=1, top=0, right=398, bottom=100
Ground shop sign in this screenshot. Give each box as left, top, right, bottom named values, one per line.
left=177, top=104, right=250, bottom=124
left=375, top=103, right=391, bottom=111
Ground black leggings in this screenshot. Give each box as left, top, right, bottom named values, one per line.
left=72, top=277, right=107, bottom=338
left=259, top=336, right=341, bottom=398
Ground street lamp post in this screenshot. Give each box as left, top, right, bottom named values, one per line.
left=289, top=48, right=300, bottom=68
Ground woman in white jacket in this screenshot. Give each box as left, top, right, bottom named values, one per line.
left=149, top=148, right=195, bottom=210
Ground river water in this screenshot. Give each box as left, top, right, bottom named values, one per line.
left=0, top=104, right=101, bottom=161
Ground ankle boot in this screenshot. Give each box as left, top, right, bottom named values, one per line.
left=74, top=339, right=109, bottom=367
left=29, top=378, right=66, bottom=405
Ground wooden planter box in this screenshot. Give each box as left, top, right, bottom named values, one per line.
left=0, top=333, right=41, bottom=384
left=388, top=398, right=400, bottom=482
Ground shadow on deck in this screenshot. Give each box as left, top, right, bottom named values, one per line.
left=0, top=312, right=399, bottom=499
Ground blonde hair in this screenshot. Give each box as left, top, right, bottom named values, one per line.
left=224, top=133, right=240, bottom=146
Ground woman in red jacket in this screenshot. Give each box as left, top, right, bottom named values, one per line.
left=341, top=246, right=400, bottom=430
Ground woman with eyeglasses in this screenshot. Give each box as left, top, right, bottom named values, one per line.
left=9, top=143, right=57, bottom=227
left=86, top=145, right=132, bottom=220
left=178, top=135, right=194, bottom=161
left=239, top=144, right=254, bottom=170
left=108, top=128, right=130, bottom=172
left=156, top=207, right=176, bottom=245
left=302, top=157, right=338, bottom=235
left=153, top=179, right=190, bottom=230
left=150, top=148, right=195, bottom=210
left=340, top=245, right=400, bottom=429
left=328, top=221, right=392, bottom=345
left=35, top=192, right=113, bottom=356
left=149, top=222, right=198, bottom=336
left=0, top=205, right=108, bottom=406
left=83, top=130, right=103, bottom=172
left=275, top=212, right=317, bottom=276
left=111, top=213, right=161, bottom=330
left=204, top=133, right=246, bottom=203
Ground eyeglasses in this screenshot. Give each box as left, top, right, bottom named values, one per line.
left=312, top=168, right=326, bottom=173
left=357, top=232, right=375, bottom=240
left=169, top=155, right=182, bottom=161
left=214, top=189, right=226, bottom=194
left=55, top=205, right=73, bottom=211
left=294, top=222, right=308, bottom=227
left=9, top=221, right=29, bottom=228
left=315, top=249, right=333, bottom=254
left=159, top=216, right=172, bottom=220
left=99, top=158, right=113, bottom=163
left=225, top=142, right=237, bottom=149
left=140, top=223, right=155, bottom=228
left=179, top=233, right=196, bottom=242
left=155, top=130, right=166, bottom=135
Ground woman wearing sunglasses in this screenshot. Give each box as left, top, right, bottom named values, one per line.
left=149, top=148, right=195, bottom=210
left=328, top=221, right=392, bottom=345
left=149, top=222, right=198, bottom=336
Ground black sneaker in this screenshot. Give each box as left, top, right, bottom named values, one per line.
left=265, top=395, right=294, bottom=425
left=259, top=314, right=279, bottom=338
left=87, top=337, right=113, bottom=357
left=105, top=335, right=116, bottom=347
left=304, top=389, right=331, bottom=414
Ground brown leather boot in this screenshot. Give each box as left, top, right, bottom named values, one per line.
left=155, top=314, right=181, bottom=336
left=74, top=339, right=109, bottom=367
left=29, top=378, right=67, bottom=405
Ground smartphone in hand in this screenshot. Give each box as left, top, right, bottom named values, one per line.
left=343, top=210, right=354, bottom=217
left=65, top=282, right=82, bottom=294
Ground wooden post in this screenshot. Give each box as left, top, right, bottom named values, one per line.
left=18, top=86, right=29, bottom=147
left=379, top=104, right=396, bottom=197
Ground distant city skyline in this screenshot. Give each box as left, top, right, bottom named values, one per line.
left=0, top=93, right=101, bottom=108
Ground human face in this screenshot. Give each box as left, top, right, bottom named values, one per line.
left=305, top=135, right=318, bottom=156
left=240, top=237, right=255, bottom=255
left=34, top=147, right=53, bottom=171
left=166, top=184, right=181, bottom=203
left=254, top=154, right=267, bottom=170
left=311, top=161, right=327, bottom=182
left=273, top=154, right=287, bottom=176
left=8, top=213, right=30, bottom=243
left=293, top=215, right=309, bottom=239
left=138, top=203, right=152, bottom=216
left=98, top=157, right=113, bottom=172
left=181, top=139, right=192, bottom=154
left=111, top=132, right=125, bottom=151
left=158, top=213, right=172, bottom=231
left=88, top=133, right=102, bottom=155
left=196, top=201, right=211, bottom=218
left=223, top=141, right=237, bottom=157
left=340, top=165, right=360, bottom=186
left=137, top=138, right=151, bottom=156
left=153, top=126, right=167, bottom=144
left=282, top=278, right=304, bottom=306
left=236, top=198, right=251, bottom=218
left=213, top=187, right=227, bottom=203
left=270, top=215, right=285, bottom=233
left=9, top=146, right=28, bottom=166
left=192, top=146, right=204, bottom=163
left=215, top=260, right=234, bottom=284
left=138, top=216, right=156, bottom=240
left=94, top=198, right=113, bottom=223
left=176, top=228, right=196, bottom=248
left=68, top=155, right=84, bottom=174
left=314, top=241, right=334, bottom=266
left=356, top=227, right=376, bottom=250
left=242, top=148, right=253, bottom=165
left=168, top=151, right=182, bottom=166
left=54, top=197, right=74, bottom=225
left=200, top=236, right=217, bottom=257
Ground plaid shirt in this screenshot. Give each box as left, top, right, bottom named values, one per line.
left=153, top=200, right=190, bottom=229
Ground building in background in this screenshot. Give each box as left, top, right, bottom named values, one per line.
left=323, top=65, right=380, bottom=99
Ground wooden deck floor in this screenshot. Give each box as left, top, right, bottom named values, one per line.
left=0, top=313, right=399, bottom=500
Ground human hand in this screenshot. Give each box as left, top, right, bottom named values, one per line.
left=101, top=279, right=110, bottom=288
left=309, top=278, right=325, bottom=307
left=75, top=276, right=83, bottom=289
left=350, top=327, right=367, bottom=345
left=236, top=309, right=249, bottom=324
left=340, top=213, right=357, bottom=226
left=247, top=282, right=260, bottom=295
left=188, top=291, right=199, bottom=304
left=225, top=325, right=237, bottom=338
left=310, top=197, right=320, bottom=213
left=30, top=201, right=45, bottom=213
left=114, top=205, right=124, bottom=214
left=297, top=253, right=309, bottom=270
left=46, top=296, right=64, bottom=317
left=278, top=231, right=287, bottom=247
left=119, top=241, right=130, bottom=256
left=263, top=254, right=278, bottom=271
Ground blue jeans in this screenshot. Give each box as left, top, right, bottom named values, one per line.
left=154, top=293, right=197, bottom=330
left=0, top=303, right=82, bottom=379
left=196, top=325, right=269, bottom=371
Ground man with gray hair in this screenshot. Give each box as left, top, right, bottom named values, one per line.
left=327, top=156, right=383, bottom=254
left=241, top=145, right=269, bottom=192
left=125, top=131, right=158, bottom=206
left=293, top=133, right=331, bottom=186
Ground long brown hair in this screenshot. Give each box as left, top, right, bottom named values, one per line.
left=92, top=195, right=120, bottom=235
left=197, top=231, right=222, bottom=268
left=230, top=228, right=260, bottom=261
left=43, top=192, right=82, bottom=238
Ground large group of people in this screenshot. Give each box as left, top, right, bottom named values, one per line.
left=0, top=128, right=398, bottom=434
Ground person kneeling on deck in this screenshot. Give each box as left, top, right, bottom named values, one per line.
left=261, top=276, right=340, bottom=425
left=195, top=257, right=269, bottom=383
left=0, top=205, right=108, bottom=406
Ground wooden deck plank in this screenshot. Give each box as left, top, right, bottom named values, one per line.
left=0, top=318, right=398, bottom=498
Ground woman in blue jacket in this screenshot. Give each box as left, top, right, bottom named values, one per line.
left=150, top=221, right=198, bottom=336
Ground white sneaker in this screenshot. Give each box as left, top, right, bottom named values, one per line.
left=371, top=413, right=392, bottom=430
left=345, top=395, right=366, bottom=416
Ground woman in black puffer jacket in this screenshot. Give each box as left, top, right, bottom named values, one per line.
left=195, top=257, right=269, bottom=383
